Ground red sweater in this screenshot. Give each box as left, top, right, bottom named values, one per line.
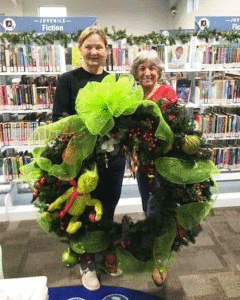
left=151, top=85, right=178, bottom=102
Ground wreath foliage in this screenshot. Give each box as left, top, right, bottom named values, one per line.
left=21, top=74, right=219, bottom=274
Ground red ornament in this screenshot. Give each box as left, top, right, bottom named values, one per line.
left=168, top=114, right=176, bottom=122
left=88, top=211, right=97, bottom=223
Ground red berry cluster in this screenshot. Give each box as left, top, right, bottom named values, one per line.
left=138, top=163, right=157, bottom=188
left=194, top=184, right=206, bottom=202
left=32, top=176, right=46, bottom=202
left=120, top=235, right=133, bottom=249
left=176, top=187, right=184, bottom=197
left=128, top=121, right=159, bottom=152
left=58, top=133, right=75, bottom=144
left=160, top=97, right=178, bottom=112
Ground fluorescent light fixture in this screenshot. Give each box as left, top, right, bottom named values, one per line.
left=39, top=6, right=67, bottom=17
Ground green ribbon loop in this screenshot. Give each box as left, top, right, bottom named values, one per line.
left=75, top=73, right=144, bottom=135
left=70, top=231, right=110, bottom=254
left=155, top=157, right=220, bottom=184
left=116, top=246, right=154, bottom=274
left=153, top=218, right=177, bottom=272
left=175, top=198, right=216, bottom=230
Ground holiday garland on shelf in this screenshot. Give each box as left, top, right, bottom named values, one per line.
left=1, top=27, right=240, bottom=46
left=21, top=73, right=219, bottom=276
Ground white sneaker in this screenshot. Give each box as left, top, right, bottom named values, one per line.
left=79, top=261, right=100, bottom=291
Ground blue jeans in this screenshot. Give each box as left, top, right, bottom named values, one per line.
left=137, top=169, right=162, bottom=216
left=92, top=154, right=126, bottom=220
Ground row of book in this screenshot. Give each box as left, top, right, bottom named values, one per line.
left=195, top=112, right=240, bottom=138
left=211, top=146, right=240, bottom=170
left=196, top=44, right=240, bottom=67
left=104, top=42, right=164, bottom=72
left=0, top=121, right=50, bottom=147
left=0, top=44, right=64, bottom=73
left=2, top=153, right=32, bottom=181
left=195, top=78, right=240, bottom=104
left=0, top=84, right=55, bottom=110
left=105, top=43, right=163, bottom=72
left=167, top=40, right=240, bottom=70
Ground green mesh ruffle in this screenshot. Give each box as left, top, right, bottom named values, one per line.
left=21, top=74, right=174, bottom=182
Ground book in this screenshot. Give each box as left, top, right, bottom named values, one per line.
left=106, top=44, right=113, bottom=71
left=0, top=44, right=7, bottom=72
left=16, top=45, right=25, bottom=72
left=4, top=45, right=10, bottom=72
left=176, top=79, right=192, bottom=103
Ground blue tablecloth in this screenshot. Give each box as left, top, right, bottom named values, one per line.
left=48, top=285, right=165, bottom=300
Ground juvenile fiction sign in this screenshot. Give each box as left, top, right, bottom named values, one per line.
left=195, top=16, right=240, bottom=31
left=0, top=16, right=96, bottom=33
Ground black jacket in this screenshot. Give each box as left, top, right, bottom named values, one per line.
left=52, top=67, right=108, bottom=122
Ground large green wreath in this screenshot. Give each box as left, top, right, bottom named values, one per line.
left=21, top=74, right=219, bottom=275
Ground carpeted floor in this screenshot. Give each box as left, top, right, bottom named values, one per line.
left=0, top=207, right=240, bottom=300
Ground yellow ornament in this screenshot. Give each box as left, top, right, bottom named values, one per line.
left=182, top=135, right=200, bottom=155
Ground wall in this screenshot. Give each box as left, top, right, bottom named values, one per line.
left=170, top=0, right=240, bottom=29
left=0, top=0, right=172, bottom=35
left=0, top=0, right=23, bottom=15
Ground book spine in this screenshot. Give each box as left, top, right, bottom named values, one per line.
left=5, top=45, right=10, bottom=72
left=55, top=44, right=61, bottom=72
left=48, top=46, right=53, bottom=72
left=3, top=158, right=9, bottom=181
left=0, top=123, right=3, bottom=147
left=17, top=46, right=25, bottom=72
left=0, top=44, right=7, bottom=72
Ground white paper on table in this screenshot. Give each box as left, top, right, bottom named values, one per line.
left=0, top=276, right=48, bottom=300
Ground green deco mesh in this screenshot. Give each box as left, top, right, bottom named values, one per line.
left=21, top=74, right=174, bottom=181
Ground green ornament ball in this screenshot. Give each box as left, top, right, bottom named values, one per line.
left=61, top=248, right=79, bottom=267
left=182, top=135, right=201, bottom=155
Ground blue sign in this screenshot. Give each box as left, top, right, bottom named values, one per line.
left=48, top=285, right=165, bottom=300
left=102, top=294, right=129, bottom=300
left=195, top=16, right=240, bottom=31
left=0, top=16, right=97, bottom=33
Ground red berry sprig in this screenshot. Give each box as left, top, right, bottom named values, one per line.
left=31, top=176, right=46, bottom=202
left=128, top=122, right=159, bottom=153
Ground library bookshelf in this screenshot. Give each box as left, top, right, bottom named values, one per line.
left=1, top=36, right=240, bottom=222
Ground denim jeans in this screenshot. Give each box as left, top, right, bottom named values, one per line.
left=92, top=154, right=126, bottom=220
